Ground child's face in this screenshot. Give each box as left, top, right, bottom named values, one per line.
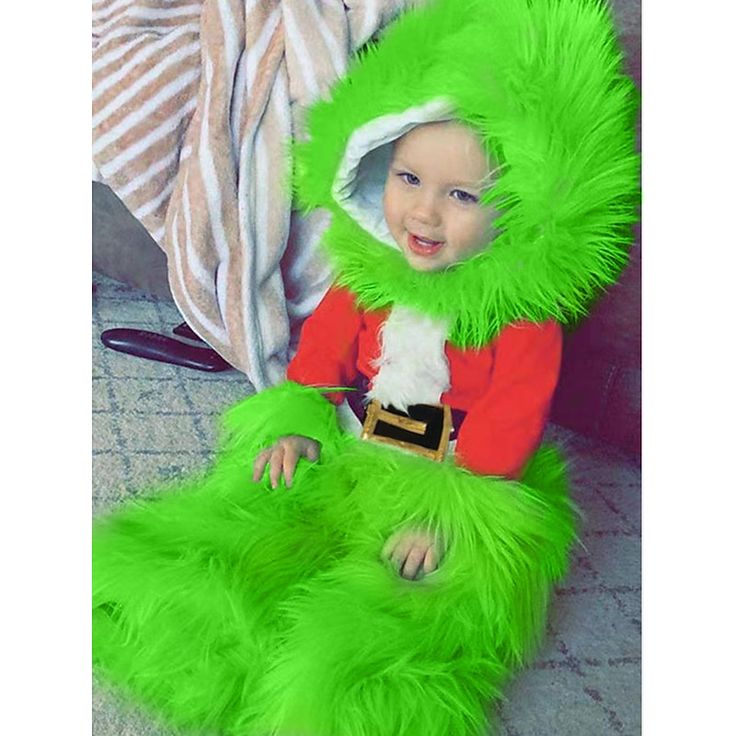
left=383, top=121, right=499, bottom=272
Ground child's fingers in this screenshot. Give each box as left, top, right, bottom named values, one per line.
left=269, top=445, right=285, bottom=488
left=423, top=545, right=438, bottom=575
left=390, top=537, right=410, bottom=567
left=252, top=448, right=272, bottom=482
left=381, top=531, right=401, bottom=561
left=282, top=444, right=299, bottom=488
left=401, top=544, right=428, bottom=580
left=383, top=531, right=444, bottom=579
left=391, top=537, right=415, bottom=575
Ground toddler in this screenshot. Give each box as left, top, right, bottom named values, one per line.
left=253, top=119, right=557, bottom=582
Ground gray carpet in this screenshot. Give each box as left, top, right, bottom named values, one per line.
left=92, top=272, right=641, bottom=735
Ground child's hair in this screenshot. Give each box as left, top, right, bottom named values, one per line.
left=478, top=163, right=507, bottom=193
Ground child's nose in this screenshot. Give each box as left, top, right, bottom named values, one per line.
left=409, top=193, right=441, bottom=226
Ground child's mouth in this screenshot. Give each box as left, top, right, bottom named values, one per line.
left=407, top=233, right=444, bottom=256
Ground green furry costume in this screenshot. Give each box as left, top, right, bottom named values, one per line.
left=92, top=1, right=639, bottom=734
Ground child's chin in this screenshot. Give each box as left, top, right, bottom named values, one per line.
left=402, top=249, right=449, bottom=273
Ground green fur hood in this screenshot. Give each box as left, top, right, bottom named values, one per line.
left=294, top=0, right=640, bottom=347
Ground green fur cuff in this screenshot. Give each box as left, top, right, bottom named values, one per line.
left=221, top=381, right=343, bottom=459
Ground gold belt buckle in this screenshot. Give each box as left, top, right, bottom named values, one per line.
left=360, top=399, right=452, bottom=462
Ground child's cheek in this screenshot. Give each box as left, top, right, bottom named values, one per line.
left=467, top=209, right=499, bottom=256
left=382, top=179, right=396, bottom=214
left=383, top=181, right=403, bottom=237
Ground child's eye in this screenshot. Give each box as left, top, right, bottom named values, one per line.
left=451, top=189, right=479, bottom=204
left=398, top=172, right=420, bottom=186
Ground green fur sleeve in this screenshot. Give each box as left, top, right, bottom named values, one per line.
left=219, top=381, right=345, bottom=461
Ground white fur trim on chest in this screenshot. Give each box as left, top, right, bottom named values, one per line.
left=366, top=306, right=451, bottom=412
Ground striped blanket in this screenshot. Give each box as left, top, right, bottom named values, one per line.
left=92, top=0, right=422, bottom=388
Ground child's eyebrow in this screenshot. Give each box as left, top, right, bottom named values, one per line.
left=448, top=179, right=485, bottom=190
left=390, top=158, right=416, bottom=172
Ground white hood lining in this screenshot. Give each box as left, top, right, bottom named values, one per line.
left=331, top=98, right=455, bottom=248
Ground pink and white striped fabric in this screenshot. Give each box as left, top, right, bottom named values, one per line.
left=92, top=0, right=422, bottom=388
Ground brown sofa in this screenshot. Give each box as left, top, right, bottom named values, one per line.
left=551, top=24, right=641, bottom=457
left=550, top=227, right=640, bottom=456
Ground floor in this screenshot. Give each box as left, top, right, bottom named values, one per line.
left=92, top=272, right=641, bottom=735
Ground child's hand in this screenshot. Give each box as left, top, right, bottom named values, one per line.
left=252, top=435, right=320, bottom=489
left=381, top=529, right=445, bottom=581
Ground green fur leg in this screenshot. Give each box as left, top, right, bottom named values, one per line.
left=93, top=384, right=575, bottom=735
left=92, top=469, right=346, bottom=733
left=247, top=437, right=574, bottom=736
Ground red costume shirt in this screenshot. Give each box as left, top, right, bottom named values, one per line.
left=287, top=286, right=562, bottom=479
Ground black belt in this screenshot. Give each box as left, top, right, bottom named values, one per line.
left=346, top=373, right=466, bottom=462
left=361, top=400, right=452, bottom=461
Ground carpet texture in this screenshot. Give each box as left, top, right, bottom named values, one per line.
left=92, top=272, right=641, bottom=735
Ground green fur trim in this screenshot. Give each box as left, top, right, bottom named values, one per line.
left=221, top=381, right=343, bottom=460
left=295, top=0, right=640, bottom=346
